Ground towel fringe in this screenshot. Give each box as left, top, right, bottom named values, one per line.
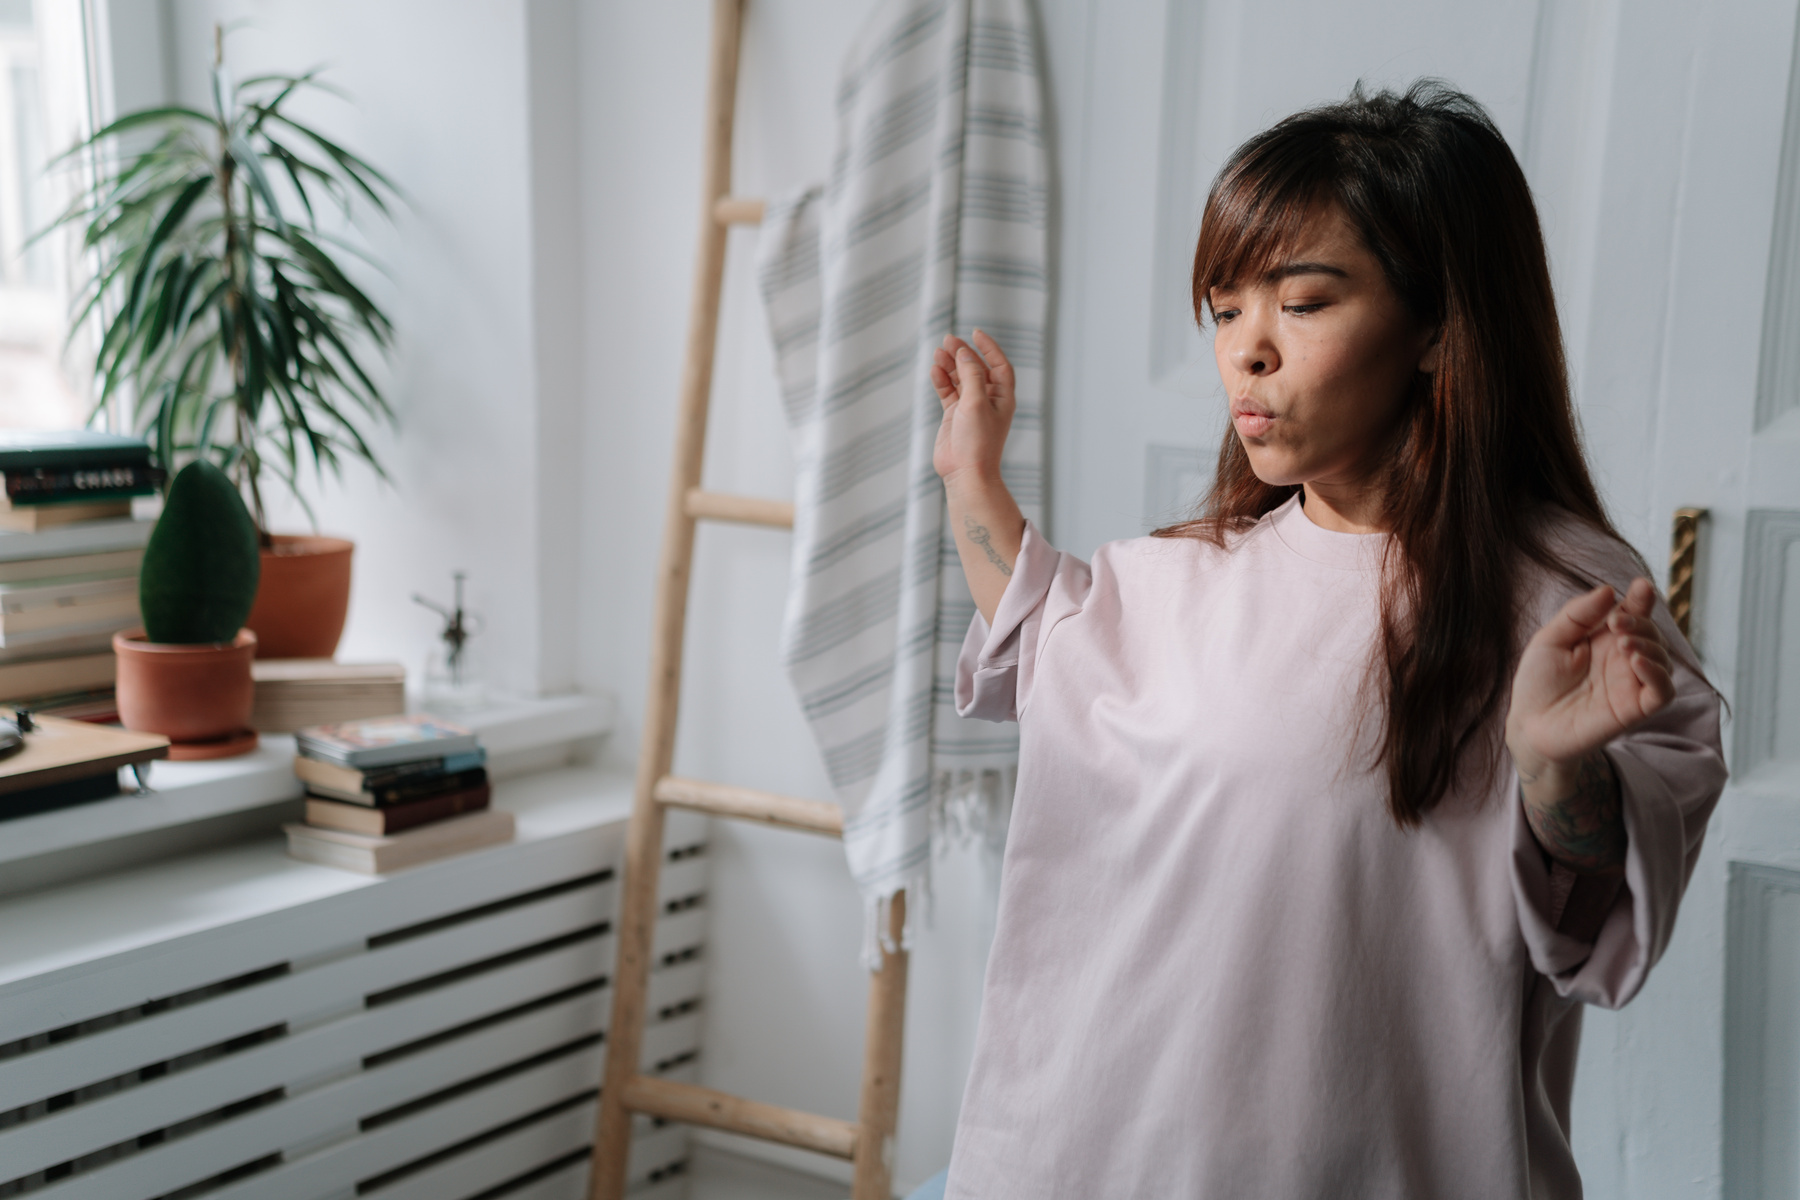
left=858, top=766, right=1014, bottom=968
left=931, top=764, right=1016, bottom=857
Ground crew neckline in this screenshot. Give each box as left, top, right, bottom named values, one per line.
left=1268, top=494, right=1388, bottom=571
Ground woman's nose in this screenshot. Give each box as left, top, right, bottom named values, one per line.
left=1227, top=311, right=1279, bottom=376
left=1230, top=336, right=1277, bottom=376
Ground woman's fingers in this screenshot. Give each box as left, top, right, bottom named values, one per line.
left=931, top=345, right=959, bottom=404
left=1607, top=614, right=1667, bottom=654
left=1621, top=577, right=1658, bottom=618
left=1539, top=584, right=1617, bottom=651
left=1630, top=652, right=1676, bottom=711
left=956, top=343, right=991, bottom=404
left=972, top=328, right=1014, bottom=378
left=934, top=338, right=971, bottom=401
left=932, top=333, right=1015, bottom=483
left=1626, top=633, right=1672, bottom=669
left=930, top=363, right=955, bottom=405
left=933, top=330, right=1015, bottom=414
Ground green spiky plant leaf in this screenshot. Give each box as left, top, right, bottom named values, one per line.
left=141, top=460, right=261, bottom=643
left=40, top=37, right=401, bottom=541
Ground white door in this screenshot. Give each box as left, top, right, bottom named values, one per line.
left=1035, top=0, right=1800, bottom=1194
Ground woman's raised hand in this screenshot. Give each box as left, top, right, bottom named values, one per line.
left=1506, top=578, right=1676, bottom=874
left=1506, top=578, right=1676, bottom=768
left=932, top=330, right=1025, bottom=623
left=932, top=330, right=1015, bottom=484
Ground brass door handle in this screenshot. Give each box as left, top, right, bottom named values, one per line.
left=1668, top=507, right=1707, bottom=640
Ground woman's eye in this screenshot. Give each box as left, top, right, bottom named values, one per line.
left=1214, top=308, right=1240, bottom=323
left=1284, top=302, right=1326, bottom=315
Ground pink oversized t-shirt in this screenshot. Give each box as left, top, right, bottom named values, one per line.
left=945, top=496, right=1726, bottom=1199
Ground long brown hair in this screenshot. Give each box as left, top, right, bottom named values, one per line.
left=1158, top=80, right=1620, bottom=827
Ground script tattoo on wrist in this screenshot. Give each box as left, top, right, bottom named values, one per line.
left=964, top=516, right=1012, bottom=577
left=1520, top=750, right=1626, bottom=876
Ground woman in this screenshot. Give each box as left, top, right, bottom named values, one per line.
left=926, top=83, right=1726, bottom=1198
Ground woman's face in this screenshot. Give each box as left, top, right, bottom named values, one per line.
left=1208, top=207, right=1438, bottom=501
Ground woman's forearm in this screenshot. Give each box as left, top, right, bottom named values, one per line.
left=1516, top=747, right=1627, bottom=877
left=945, top=468, right=1024, bottom=625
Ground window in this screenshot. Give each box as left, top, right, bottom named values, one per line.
left=0, top=0, right=94, bottom=431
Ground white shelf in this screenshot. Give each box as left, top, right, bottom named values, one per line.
left=0, top=691, right=618, bottom=868
left=0, top=762, right=655, bottom=996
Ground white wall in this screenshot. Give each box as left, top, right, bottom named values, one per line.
left=158, top=0, right=577, bottom=700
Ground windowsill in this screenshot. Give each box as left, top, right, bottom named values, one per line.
left=0, top=691, right=618, bottom=872
left=0, top=761, right=644, bottom=997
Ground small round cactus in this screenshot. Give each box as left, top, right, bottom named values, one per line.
left=139, top=461, right=261, bottom=644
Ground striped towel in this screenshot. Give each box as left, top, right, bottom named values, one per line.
left=755, top=0, right=1047, bottom=964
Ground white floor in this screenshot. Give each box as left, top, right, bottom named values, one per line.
left=685, top=1144, right=848, bottom=1200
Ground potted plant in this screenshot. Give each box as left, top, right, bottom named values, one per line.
left=115, top=460, right=262, bottom=759
left=48, top=30, right=400, bottom=658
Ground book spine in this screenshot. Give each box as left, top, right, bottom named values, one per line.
left=291, top=754, right=453, bottom=801
left=366, top=767, right=489, bottom=806
left=0, top=595, right=139, bottom=634
left=353, top=755, right=456, bottom=789
left=373, top=810, right=515, bottom=872
left=0, top=518, right=154, bottom=563
left=316, top=752, right=485, bottom=792
left=3, top=464, right=162, bottom=504
left=338, top=739, right=481, bottom=770
left=0, top=501, right=134, bottom=533
left=0, top=616, right=138, bottom=649
left=284, top=827, right=376, bottom=873
left=0, top=448, right=152, bottom=472
left=0, top=652, right=115, bottom=701
left=0, top=549, right=142, bottom=585
left=309, top=783, right=492, bottom=835
left=0, top=581, right=137, bottom=614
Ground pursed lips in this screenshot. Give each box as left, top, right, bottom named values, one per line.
left=1232, top=399, right=1275, bottom=438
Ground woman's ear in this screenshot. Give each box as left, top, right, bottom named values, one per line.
left=1418, top=328, right=1444, bottom=374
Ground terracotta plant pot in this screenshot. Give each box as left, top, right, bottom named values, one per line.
left=114, top=629, right=259, bottom=760
left=244, top=535, right=354, bottom=658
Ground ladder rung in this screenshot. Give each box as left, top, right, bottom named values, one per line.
left=620, top=1074, right=858, bottom=1160
left=654, top=775, right=844, bottom=837
left=685, top=487, right=795, bottom=528
left=713, top=195, right=766, bottom=225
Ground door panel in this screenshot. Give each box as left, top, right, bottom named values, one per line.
left=1726, top=864, right=1800, bottom=1198
left=1046, top=0, right=1800, bottom=1196
left=1148, top=0, right=1540, bottom=396
left=1738, top=511, right=1800, bottom=783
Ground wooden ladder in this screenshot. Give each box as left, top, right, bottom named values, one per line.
left=587, top=2, right=910, bottom=1198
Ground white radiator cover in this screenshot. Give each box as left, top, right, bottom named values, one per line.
left=0, top=768, right=700, bottom=1200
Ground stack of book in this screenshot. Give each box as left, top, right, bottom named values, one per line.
left=0, top=433, right=162, bottom=718
left=251, top=660, right=408, bottom=733
left=0, top=430, right=163, bottom=531
left=284, top=715, right=512, bottom=873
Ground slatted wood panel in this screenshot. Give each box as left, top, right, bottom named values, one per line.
left=0, top=812, right=709, bottom=1200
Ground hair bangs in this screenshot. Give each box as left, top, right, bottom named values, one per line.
left=1191, top=151, right=1334, bottom=325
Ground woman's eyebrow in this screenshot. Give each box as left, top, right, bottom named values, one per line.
left=1265, top=260, right=1350, bottom=281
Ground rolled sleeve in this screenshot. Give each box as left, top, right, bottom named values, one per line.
left=1510, top=614, right=1727, bottom=1009
left=954, top=520, right=1083, bottom=723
